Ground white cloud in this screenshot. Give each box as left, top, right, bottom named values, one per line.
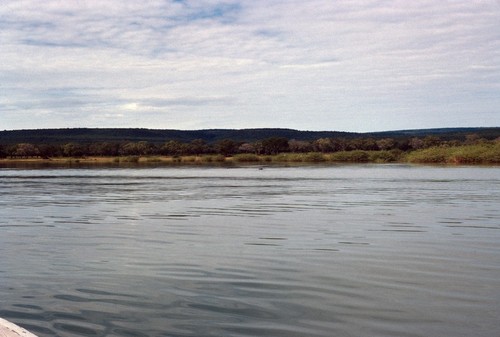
left=0, top=0, right=499, bottom=131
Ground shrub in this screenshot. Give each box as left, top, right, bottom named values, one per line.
left=212, top=155, right=226, bottom=162
left=405, top=147, right=449, bottom=163
left=233, top=154, right=261, bottom=162
left=201, top=155, right=213, bottom=163
left=449, top=144, right=500, bottom=164
left=304, top=152, right=326, bottom=162
left=406, top=144, right=500, bottom=164
left=369, top=151, right=397, bottom=163
left=181, top=156, right=197, bottom=163
left=272, top=153, right=291, bottom=162
left=329, top=150, right=369, bottom=162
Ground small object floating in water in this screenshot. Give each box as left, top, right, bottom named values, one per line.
left=0, top=318, right=38, bottom=337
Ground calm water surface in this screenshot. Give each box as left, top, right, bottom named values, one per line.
left=0, top=164, right=499, bottom=337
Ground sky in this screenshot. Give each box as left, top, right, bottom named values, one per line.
left=1, top=0, right=499, bottom=132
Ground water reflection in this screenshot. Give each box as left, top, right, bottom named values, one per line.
left=1, top=165, right=499, bottom=337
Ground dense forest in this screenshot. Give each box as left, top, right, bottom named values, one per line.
left=1, top=127, right=499, bottom=164
left=1, top=127, right=499, bottom=145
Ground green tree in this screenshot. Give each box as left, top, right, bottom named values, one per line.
left=62, top=143, right=84, bottom=157
left=119, top=142, right=137, bottom=156
left=261, top=137, right=289, bottom=155
left=409, top=137, right=424, bottom=150
left=376, top=138, right=395, bottom=151
left=331, top=138, right=348, bottom=152
left=464, top=134, right=487, bottom=145
left=119, top=141, right=152, bottom=156
left=215, top=139, right=238, bottom=156
left=395, top=138, right=410, bottom=151
left=312, top=138, right=333, bottom=152
left=188, top=139, right=208, bottom=155
left=253, top=141, right=264, bottom=155
left=38, top=144, right=60, bottom=158
left=13, top=143, right=40, bottom=158
left=136, top=141, right=152, bottom=155
left=288, top=139, right=312, bottom=153
left=0, top=144, right=7, bottom=158
left=238, top=143, right=256, bottom=153
left=361, top=138, right=378, bottom=151
left=347, top=138, right=367, bottom=151
left=162, top=140, right=186, bottom=156
left=89, top=142, right=120, bottom=156
left=423, top=135, right=441, bottom=148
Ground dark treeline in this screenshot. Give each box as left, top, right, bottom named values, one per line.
left=1, top=127, right=499, bottom=145
left=1, top=131, right=499, bottom=159
left=0, top=128, right=355, bottom=145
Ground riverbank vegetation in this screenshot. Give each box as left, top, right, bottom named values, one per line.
left=1, top=132, right=499, bottom=165
left=405, top=143, right=500, bottom=164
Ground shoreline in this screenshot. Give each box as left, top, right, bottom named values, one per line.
left=1, top=151, right=499, bottom=167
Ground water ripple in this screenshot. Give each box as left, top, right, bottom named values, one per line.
left=1, top=166, right=500, bottom=337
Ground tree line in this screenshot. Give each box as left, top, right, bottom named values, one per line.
left=1, top=133, right=497, bottom=159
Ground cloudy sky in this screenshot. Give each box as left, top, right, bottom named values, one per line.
left=1, top=0, right=499, bottom=132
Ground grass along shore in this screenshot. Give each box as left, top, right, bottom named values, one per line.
left=1, top=143, right=499, bottom=166
left=404, top=143, right=500, bottom=164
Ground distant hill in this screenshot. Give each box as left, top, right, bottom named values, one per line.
left=0, top=127, right=498, bottom=145
left=367, top=127, right=500, bottom=141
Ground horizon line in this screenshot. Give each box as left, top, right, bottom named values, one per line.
left=2, top=126, right=499, bottom=134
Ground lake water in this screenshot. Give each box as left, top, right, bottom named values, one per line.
left=1, top=164, right=499, bottom=337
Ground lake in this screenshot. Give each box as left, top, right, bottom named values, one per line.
left=1, top=164, right=499, bottom=337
